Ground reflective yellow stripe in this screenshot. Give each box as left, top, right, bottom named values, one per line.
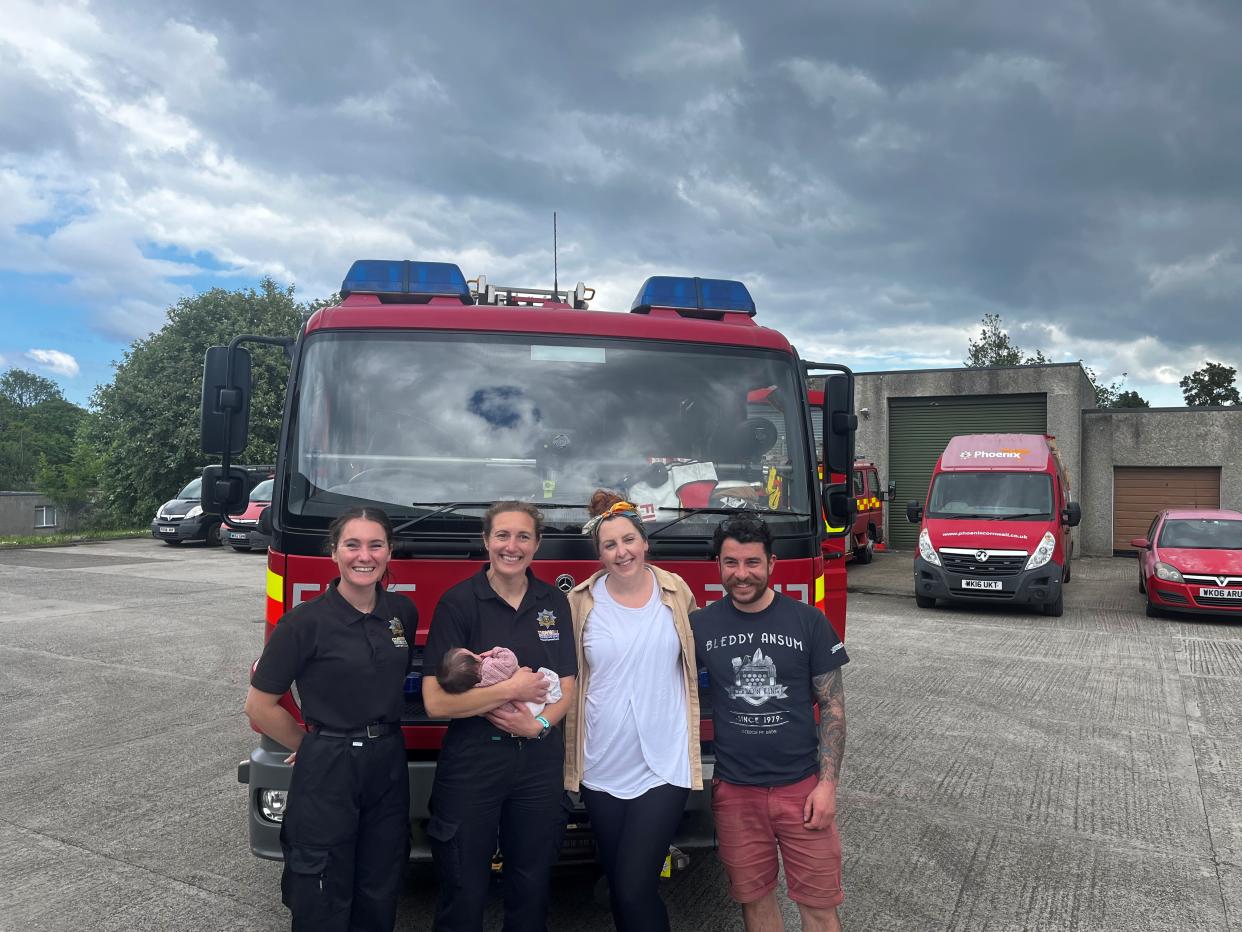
left=266, top=568, right=284, bottom=604
left=815, top=574, right=825, bottom=603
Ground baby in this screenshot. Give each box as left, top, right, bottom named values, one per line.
left=436, top=646, right=561, bottom=715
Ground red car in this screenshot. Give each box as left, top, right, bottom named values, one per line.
left=1132, top=509, right=1242, bottom=617
left=225, top=478, right=273, bottom=552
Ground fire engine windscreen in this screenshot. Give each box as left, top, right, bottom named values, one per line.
left=285, top=333, right=812, bottom=534
left=927, top=473, right=1053, bottom=519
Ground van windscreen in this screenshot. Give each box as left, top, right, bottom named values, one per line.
left=927, top=472, right=1053, bottom=519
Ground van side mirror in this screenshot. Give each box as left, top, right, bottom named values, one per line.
left=201, top=346, right=252, bottom=456
left=1063, top=502, right=1082, bottom=528
left=885, top=480, right=896, bottom=502
left=258, top=505, right=274, bottom=536
left=906, top=501, right=923, bottom=524
left=201, top=465, right=251, bottom=515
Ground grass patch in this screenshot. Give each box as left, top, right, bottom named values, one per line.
left=0, top=529, right=149, bottom=549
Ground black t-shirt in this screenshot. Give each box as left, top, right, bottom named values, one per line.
left=424, top=568, right=577, bottom=740
left=251, top=580, right=417, bottom=731
left=692, top=592, right=848, bottom=786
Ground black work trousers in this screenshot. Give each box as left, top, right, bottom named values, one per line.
left=580, top=783, right=689, bottom=932
left=279, top=730, right=410, bottom=932
left=428, top=729, right=568, bottom=932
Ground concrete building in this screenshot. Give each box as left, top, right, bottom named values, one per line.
left=0, top=491, right=61, bottom=537
left=850, top=363, right=1240, bottom=556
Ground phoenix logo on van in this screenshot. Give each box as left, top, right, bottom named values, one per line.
left=959, top=449, right=1028, bottom=460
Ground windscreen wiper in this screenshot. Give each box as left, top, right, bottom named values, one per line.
left=646, top=506, right=812, bottom=539
left=392, top=501, right=585, bottom=535
left=998, top=512, right=1049, bottom=520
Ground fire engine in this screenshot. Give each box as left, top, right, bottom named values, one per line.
left=199, top=259, right=856, bottom=861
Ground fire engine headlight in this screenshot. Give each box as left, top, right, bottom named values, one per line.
left=186, top=505, right=203, bottom=519
left=918, top=529, right=941, bottom=566
left=1154, top=562, right=1185, bottom=584
left=259, top=788, right=287, bottom=822
left=1025, top=532, right=1057, bottom=570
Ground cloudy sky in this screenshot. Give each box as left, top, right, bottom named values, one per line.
left=3, top=0, right=1240, bottom=407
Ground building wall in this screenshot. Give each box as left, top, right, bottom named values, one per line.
left=0, top=491, right=61, bottom=537
left=1081, top=408, right=1242, bottom=555
left=853, top=363, right=1097, bottom=543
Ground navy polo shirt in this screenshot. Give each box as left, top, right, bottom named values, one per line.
left=424, top=568, right=576, bottom=739
left=251, top=579, right=418, bottom=731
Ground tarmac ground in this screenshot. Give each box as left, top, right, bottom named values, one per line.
left=1, top=539, right=1240, bottom=931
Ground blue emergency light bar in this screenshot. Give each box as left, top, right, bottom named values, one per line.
left=341, top=259, right=471, bottom=302
left=630, top=276, right=756, bottom=316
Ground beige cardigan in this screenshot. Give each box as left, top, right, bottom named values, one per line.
left=562, top=564, right=703, bottom=792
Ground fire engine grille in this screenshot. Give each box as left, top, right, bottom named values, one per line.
left=940, top=553, right=1027, bottom=577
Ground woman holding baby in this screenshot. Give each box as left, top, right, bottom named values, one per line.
left=563, top=490, right=703, bottom=932
left=421, top=500, right=577, bottom=932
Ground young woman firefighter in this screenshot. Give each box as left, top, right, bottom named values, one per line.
left=420, top=500, right=578, bottom=932
left=244, top=506, right=416, bottom=932
left=563, top=490, right=703, bottom=932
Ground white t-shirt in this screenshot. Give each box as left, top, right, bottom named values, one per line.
left=581, top=569, right=691, bottom=798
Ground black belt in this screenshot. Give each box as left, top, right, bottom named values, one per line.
left=311, top=723, right=398, bottom=739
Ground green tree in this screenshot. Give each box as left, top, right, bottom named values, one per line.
left=1180, top=361, right=1240, bottom=407
left=964, top=313, right=1049, bottom=367
left=0, top=369, right=84, bottom=489
left=36, top=420, right=103, bottom=530
left=964, top=315, right=1146, bottom=409
left=0, top=368, right=63, bottom=408
left=1112, top=390, right=1149, bottom=408
left=90, top=279, right=304, bottom=525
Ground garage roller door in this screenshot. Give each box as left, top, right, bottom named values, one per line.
left=887, top=394, right=1048, bottom=551
left=1113, top=467, right=1221, bottom=553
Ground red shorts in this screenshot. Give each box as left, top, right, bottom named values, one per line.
left=711, top=774, right=844, bottom=909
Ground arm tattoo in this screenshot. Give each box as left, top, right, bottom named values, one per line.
left=813, top=668, right=846, bottom=782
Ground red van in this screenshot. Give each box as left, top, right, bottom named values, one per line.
left=906, top=433, right=1081, bottom=616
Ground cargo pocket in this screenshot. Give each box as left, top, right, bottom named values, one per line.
left=426, top=815, right=461, bottom=888
left=281, top=843, right=347, bottom=920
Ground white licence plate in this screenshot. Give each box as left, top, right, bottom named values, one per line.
left=228, top=532, right=248, bottom=542
left=962, top=579, right=1003, bottom=591
left=159, top=526, right=177, bottom=535
left=1199, top=588, right=1242, bottom=599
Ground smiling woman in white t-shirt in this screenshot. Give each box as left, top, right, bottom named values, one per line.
left=562, top=490, right=703, bottom=932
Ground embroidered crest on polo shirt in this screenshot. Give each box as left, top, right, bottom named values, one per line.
left=388, top=618, right=408, bottom=647
left=536, top=609, right=560, bottom=641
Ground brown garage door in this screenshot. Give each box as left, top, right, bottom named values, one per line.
left=1113, top=467, right=1221, bottom=552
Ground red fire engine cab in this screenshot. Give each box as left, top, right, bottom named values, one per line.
left=199, top=260, right=856, bottom=862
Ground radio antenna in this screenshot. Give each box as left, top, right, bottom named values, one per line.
left=553, top=211, right=559, bottom=297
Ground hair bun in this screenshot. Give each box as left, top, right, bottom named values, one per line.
left=587, top=488, right=625, bottom=517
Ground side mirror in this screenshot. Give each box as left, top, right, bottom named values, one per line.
left=258, top=505, right=274, bottom=536
left=1063, top=502, right=1082, bottom=528
left=822, top=485, right=856, bottom=530
left=906, top=501, right=923, bottom=524
left=1129, top=536, right=1150, bottom=550
left=822, top=373, right=856, bottom=476
left=201, top=465, right=250, bottom=515
left=201, top=346, right=252, bottom=456
left=887, top=480, right=897, bottom=500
